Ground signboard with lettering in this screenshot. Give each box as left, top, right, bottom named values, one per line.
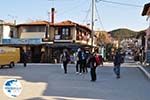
left=2, top=39, right=42, bottom=44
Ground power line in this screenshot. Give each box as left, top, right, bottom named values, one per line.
left=95, top=3, right=105, bottom=30
left=56, top=0, right=87, bottom=17
left=96, top=0, right=143, bottom=8
left=82, top=3, right=91, bottom=24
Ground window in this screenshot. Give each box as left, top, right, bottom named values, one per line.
left=23, top=26, right=45, bottom=32
left=61, top=27, right=70, bottom=39
left=54, top=27, right=70, bottom=40
left=62, top=28, right=69, bottom=35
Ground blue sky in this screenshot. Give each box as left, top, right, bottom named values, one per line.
left=0, top=0, right=149, bottom=31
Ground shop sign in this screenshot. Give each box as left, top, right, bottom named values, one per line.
left=2, top=39, right=42, bottom=44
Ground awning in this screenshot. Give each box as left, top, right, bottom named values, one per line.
left=20, top=32, right=45, bottom=39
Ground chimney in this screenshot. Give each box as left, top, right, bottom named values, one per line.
left=51, top=8, right=55, bottom=24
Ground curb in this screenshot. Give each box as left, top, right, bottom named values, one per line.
left=136, top=62, right=150, bottom=79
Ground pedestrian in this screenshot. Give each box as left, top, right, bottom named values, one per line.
left=113, top=50, right=122, bottom=79
left=84, top=50, right=90, bottom=73
left=40, top=51, right=46, bottom=63
left=21, top=49, right=28, bottom=67
left=75, top=48, right=81, bottom=74
left=88, top=52, right=97, bottom=82
left=79, top=48, right=86, bottom=74
left=60, top=49, right=70, bottom=74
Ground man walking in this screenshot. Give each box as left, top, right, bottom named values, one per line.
left=88, top=52, right=97, bottom=82
left=21, top=48, right=28, bottom=67
left=113, top=50, right=122, bottom=79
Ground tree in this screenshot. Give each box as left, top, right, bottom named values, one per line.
left=95, top=31, right=112, bottom=46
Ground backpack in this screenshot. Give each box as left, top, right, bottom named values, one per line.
left=62, top=54, right=67, bottom=62
left=95, top=55, right=101, bottom=65
left=62, top=53, right=70, bottom=62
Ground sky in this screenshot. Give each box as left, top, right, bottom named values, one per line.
left=0, top=0, right=149, bottom=31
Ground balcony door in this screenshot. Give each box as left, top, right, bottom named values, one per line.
left=55, top=27, right=71, bottom=40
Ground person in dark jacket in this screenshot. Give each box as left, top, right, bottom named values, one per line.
left=113, top=51, right=122, bottom=79
left=78, top=48, right=86, bottom=74
left=88, top=52, right=97, bottom=81
left=21, top=49, right=28, bottom=67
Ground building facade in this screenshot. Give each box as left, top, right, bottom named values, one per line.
left=1, top=20, right=98, bottom=63
left=0, top=20, right=17, bottom=44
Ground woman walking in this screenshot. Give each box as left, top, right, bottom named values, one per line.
left=60, top=49, right=70, bottom=74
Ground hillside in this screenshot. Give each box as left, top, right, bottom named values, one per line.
left=109, top=28, right=138, bottom=40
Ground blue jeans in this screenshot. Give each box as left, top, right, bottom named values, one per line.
left=113, top=65, right=120, bottom=76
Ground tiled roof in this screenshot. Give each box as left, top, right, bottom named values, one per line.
left=29, top=21, right=51, bottom=25
left=17, top=20, right=51, bottom=26
left=54, top=20, right=91, bottom=31
left=16, top=20, right=91, bottom=31
left=54, top=20, right=76, bottom=26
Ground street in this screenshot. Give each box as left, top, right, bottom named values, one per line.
left=0, top=62, right=150, bottom=100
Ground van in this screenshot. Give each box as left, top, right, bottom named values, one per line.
left=0, top=47, right=20, bottom=68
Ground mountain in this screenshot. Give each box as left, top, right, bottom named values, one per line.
left=108, top=28, right=138, bottom=40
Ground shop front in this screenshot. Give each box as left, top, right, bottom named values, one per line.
left=2, top=38, right=53, bottom=63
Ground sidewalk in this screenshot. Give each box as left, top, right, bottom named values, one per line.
left=136, top=62, right=150, bottom=79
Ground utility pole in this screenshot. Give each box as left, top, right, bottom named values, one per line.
left=91, top=0, right=95, bottom=49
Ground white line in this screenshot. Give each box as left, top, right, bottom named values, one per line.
left=136, top=62, right=150, bottom=79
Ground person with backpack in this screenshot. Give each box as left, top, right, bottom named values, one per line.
left=79, top=48, right=86, bottom=74
left=60, top=49, right=70, bottom=74
left=95, top=54, right=103, bottom=67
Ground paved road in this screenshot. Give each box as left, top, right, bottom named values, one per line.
left=0, top=62, right=150, bottom=100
